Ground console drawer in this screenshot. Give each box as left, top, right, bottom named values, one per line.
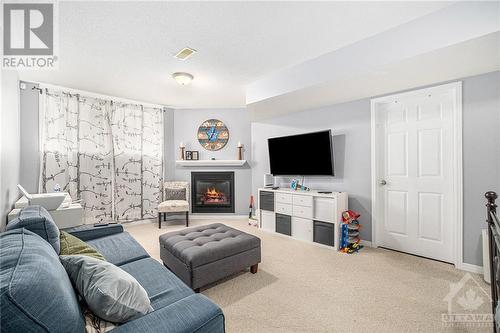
left=313, top=197, right=336, bottom=223
left=313, top=221, right=335, bottom=247
left=293, top=195, right=313, bottom=207
left=275, top=214, right=291, bottom=236
left=261, top=210, right=275, bottom=232
left=260, top=191, right=275, bottom=212
left=275, top=192, right=293, bottom=204
left=292, top=217, right=313, bottom=242
left=275, top=202, right=293, bottom=215
left=293, top=205, right=312, bottom=219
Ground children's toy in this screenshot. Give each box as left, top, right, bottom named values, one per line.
left=290, top=179, right=310, bottom=191
left=248, top=195, right=254, bottom=218
left=248, top=195, right=259, bottom=227
left=344, top=242, right=363, bottom=254
left=342, top=210, right=360, bottom=223
left=340, top=209, right=364, bottom=254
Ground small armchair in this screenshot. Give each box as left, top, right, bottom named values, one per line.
left=158, top=181, right=190, bottom=229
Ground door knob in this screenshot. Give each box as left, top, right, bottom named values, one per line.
left=380, top=180, right=387, bottom=185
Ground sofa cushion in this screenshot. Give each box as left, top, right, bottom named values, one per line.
left=86, top=232, right=149, bottom=266
left=60, top=255, right=153, bottom=324
left=6, top=205, right=60, bottom=253
left=59, top=231, right=105, bottom=261
left=110, top=294, right=225, bottom=333
left=158, top=200, right=189, bottom=213
left=0, top=229, right=85, bottom=333
left=119, top=257, right=193, bottom=310
left=159, top=223, right=261, bottom=268
left=63, top=223, right=123, bottom=241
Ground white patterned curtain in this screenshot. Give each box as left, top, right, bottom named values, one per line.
left=139, top=106, right=163, bottom=220
left=76, top=96, right=114, bottom=222
left=40, top=87, right=163, bottom=223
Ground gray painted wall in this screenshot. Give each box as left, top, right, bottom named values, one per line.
left=19, top=81, right=40, bottom=193
left=251, top=100, right=372, bottom=240
left=462, top=71, right=500, bottom=266
left=1, top=71, right=21, bottom=230
left=163, top=108, right=175, bottom=181
left=251, top=70, right=500, bottom=266
left=173, top=108, right=251, bottom=215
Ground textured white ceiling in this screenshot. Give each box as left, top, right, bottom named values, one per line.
left=20, top=1, right=452, bottom=108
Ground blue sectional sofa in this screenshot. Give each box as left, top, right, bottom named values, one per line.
left=0, top=206, right=225, bottom=333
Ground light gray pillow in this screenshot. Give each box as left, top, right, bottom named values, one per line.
left=165, top=188, right=186, bottom=200
left=59, top=255, right=153, bottom=323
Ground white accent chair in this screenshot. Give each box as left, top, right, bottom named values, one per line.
left=158, top=181, right=189, bottom=229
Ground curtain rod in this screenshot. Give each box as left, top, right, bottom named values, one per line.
left=27, top=81, right=170, bottom=111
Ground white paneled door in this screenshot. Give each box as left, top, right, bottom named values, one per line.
left=372, top=83, right=462, bottom=263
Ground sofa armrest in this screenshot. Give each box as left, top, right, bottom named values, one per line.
left=111, top=294, right=225, bottom=333
left=61, top=224, right=123, bottom=241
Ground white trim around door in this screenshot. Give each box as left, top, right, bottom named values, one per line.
left=370, top=82, right=464, bottom=270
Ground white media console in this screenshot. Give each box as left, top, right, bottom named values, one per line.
left=257, top=188, right=348, bottom=250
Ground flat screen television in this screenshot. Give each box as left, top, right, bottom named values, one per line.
left=268, top=130, right=334, bottom=176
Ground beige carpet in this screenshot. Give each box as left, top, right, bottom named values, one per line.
left=125, top=218, right=489, bottom=333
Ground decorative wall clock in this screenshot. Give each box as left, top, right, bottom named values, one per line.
left=197, top=119, right=229, bottom=151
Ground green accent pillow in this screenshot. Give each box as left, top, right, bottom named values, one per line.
left=59, top=231, right=106, bottom=261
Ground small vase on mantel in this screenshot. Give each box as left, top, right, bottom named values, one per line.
left=179, top=142, right=185, bottom=160
left=237, top=141, right=243, bottom=160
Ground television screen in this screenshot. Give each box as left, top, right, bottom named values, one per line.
left=268, top=130, right=334, bottom=176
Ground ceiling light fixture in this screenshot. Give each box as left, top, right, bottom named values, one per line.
left=172, top=72, right=194, bottom=86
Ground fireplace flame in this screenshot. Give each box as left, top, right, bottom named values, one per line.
left=206, top=188, right=220, bottom=195
left=204, top=187, right=225, bottom=202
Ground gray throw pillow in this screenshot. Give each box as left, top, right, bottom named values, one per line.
left=59, top=255, right=153, bottom=323
left=6, top=205, right=60, bottom=254
left=165, top=188, right=186, bottom=200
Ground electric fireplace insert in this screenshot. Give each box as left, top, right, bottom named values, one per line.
left=191, top=172, right=234, bottom=213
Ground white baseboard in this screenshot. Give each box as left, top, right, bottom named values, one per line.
left=360, top=240, right=372, bottom=247
left=123, top=214, right=247, bottom=226
left=457, top=262, right=484, bottom=274
left=363, top=241, right=484, bottom=275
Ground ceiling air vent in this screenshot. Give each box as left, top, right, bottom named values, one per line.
left=174, top=47, right=197, bottom=60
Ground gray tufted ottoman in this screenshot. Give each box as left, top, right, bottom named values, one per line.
left=159, top=223, right=261, bottom=292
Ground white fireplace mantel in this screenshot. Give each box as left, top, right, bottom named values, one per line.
left=175, top=160, right=247, bottom=167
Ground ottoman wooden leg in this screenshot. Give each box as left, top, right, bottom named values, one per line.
left=186, top=212, right=189, bottom=227
left=250, top=264, right=258, bottom=274
left=194, top=288, right=200, bottom=293
left=158, top=213, right=161, bottom=229
left=163, top=212, right=167, bottom=221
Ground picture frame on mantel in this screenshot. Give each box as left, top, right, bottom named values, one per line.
left=185, top=151, right=199, bottom=161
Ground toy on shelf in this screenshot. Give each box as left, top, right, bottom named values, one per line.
left=290, top=179, right=310, bottom=191
left=340, top=209, right=364, bottom=254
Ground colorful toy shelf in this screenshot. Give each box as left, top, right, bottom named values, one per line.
left=340, top=210, right=363, bottom=254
